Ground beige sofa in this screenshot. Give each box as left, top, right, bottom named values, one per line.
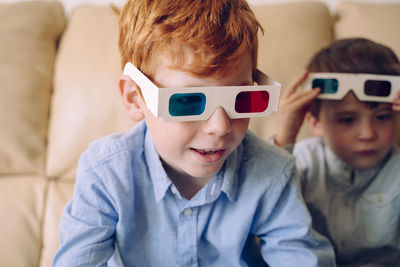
left=1, top=1, right=400, bottom=266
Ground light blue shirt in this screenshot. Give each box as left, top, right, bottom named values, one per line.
left=293, top=137, right=400, bottom=266
left=53, top=121, right=335, bottom=266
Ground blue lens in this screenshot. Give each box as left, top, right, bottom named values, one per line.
left=312, top=78, right=338, bottom=94
left=169, top=93, right=206, bottom=116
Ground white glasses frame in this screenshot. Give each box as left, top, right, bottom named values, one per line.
left=302, top=72, right=400, bottom=102
left=123, top=62, right=281, bottom=122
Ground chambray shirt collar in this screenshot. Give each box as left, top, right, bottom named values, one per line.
left=323, top=143, right=389, bottom=189
left=143, top=126, right=241, bottom=203
left=144, top=128, right=172, bottom=202
left=221, top=142, right=241, bottom=201
left=188, top=144, right=242, bottom=205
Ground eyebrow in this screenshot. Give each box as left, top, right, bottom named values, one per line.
left=373, top=106, right=393, bottom=112
left=332, top=111, right=357, bottom=117
left=332, top=105, right=393, bottom=117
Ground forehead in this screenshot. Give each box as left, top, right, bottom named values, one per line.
left=152, top=53, right=253, bottom=88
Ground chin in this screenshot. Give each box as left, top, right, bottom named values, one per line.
left=352, top=161, right=379, bottom=170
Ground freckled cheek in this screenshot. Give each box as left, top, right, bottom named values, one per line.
left=152, top=124, right=194, bottom=152
left=173, top=126, right=202, bottom=149
left=229, top=123, right=248, bottom=148
left=233, top=119, right=250, bottom=135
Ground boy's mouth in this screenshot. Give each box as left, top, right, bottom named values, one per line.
left=190, top=148, right=226, bottom=163
left=194, top=149, right=220, bottom=154
left=357, top=149, right=377, bottom=156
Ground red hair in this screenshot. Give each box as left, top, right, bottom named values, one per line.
left=119, top=0, right=263, bottom=79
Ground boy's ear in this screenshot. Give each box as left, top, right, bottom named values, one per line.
left=305, top=112, right=324, bottom=137
left=119, top=75, right=145, bottom=121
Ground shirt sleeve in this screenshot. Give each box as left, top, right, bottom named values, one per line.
left=52, top=152, right=118, bottom=267
left=266, top=135, right=295, bottom=153
left=255, top=163, right=336, bottom=267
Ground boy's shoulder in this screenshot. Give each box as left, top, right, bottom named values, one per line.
left=364, top=145, right=400, bottom=195
left=292, top=137, right=326, bottom=160
left=291, top=137, right=328, bottom=171
left=83, top=121, right=147, bottom=166
left=234, top=131, right=301, bottom=204
left=293, top=136, right=324, bottom=152
left=391, top=144, right=400, bottom=157
left=383, top=144, right=400, bottom=172
left=240, top=130, right=296, bottom=174
left=243, top=130, right=294, bottom=159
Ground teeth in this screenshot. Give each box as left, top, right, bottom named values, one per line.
left=198, top=149, right=216, bottom=154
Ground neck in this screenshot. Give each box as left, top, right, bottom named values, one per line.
left=162, top=162, right=212, bottom=200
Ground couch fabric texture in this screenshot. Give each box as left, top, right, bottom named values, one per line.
left=1, top=1, right=400, bottom=266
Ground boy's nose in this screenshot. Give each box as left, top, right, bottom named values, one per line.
left=202, top=106, right=232, bottom=136
left=358, top=120, right=377, bottom=141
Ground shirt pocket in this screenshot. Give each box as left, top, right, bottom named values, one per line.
left=359, top=193, right=398, bottom=246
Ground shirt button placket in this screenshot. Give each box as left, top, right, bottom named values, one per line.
left=184, top=208, right=192, bottom=216
left=177, top=207, right=198, bottom=267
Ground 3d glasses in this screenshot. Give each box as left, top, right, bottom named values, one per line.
left=303, top=72, right=400, bottom=102
left=123, top=63, right=281, bottom=122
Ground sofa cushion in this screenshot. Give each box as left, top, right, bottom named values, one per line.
left=0, top=176, right=46, bottom=267
left=46, top=6, right=133, bottom=180
left=40, top=179, right=75, bottom=267
left=335, top=1, right=400, bottom=144
left=0, top=1, right=65, bottom=174
left=250, top=2, right=333, bottom=141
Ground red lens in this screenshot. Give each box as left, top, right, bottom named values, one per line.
left=235, top=91, right=269, bottom=113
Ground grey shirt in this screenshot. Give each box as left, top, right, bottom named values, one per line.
left=293, top=137, right=400, bottom=266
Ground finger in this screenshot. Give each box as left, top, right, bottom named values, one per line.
left=289, top=91, right=320, bottom=112
left=392, top=103, right=400, bottom=112
left=283, top=87, right=320, bottom=107
left=285, top=70, right=309, bottom=97
left=393, top=92, right=400, bottom=104
left=393, top=95, right=400, bottom=111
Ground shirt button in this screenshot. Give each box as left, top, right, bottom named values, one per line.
left=171, top=185, right=177, bottom=194
left=378, top=194, right=383, bottom=204
left=184, top=208, right=192, bottom=216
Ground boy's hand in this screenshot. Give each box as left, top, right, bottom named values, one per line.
left=392, top=90, right=400, bottom=112
left=274, top=70, right=320, bottom=147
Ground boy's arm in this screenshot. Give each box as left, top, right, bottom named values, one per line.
left=52, top=153, right=118, bottom=267
left=255, top=165, right=336, bottom=266
left=274, top=70, right=320, bottom=147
